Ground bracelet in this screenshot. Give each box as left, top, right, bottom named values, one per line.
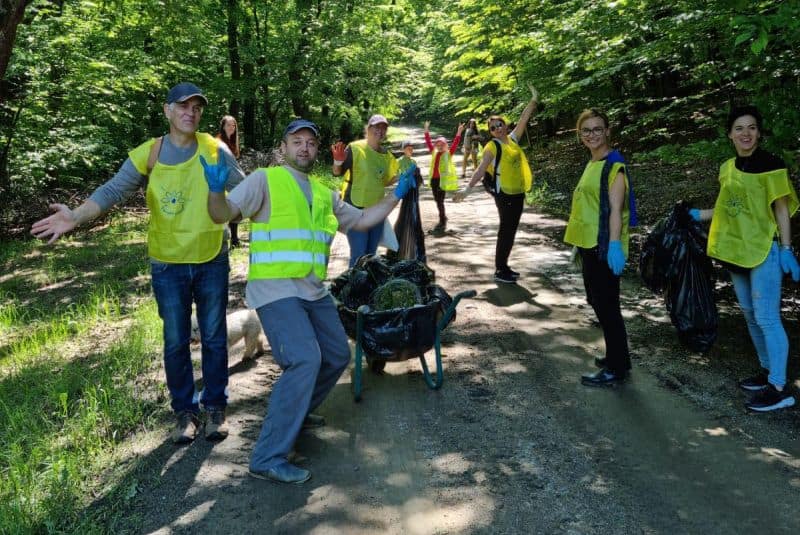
left=333, top=160, right=344, bottom=167
left=781, top=244, right=793, bottom=251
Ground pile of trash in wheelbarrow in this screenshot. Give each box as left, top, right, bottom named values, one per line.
left=330, top=255, right=475, bottom=401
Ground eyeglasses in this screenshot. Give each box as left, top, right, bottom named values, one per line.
left=580, top=126, right=605, bottom=138
left=490, top=122, right=505, bottom=131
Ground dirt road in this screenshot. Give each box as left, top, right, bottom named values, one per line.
left=118, top=126, right=800, bottom=534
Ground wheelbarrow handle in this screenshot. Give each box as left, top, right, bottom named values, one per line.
left=437, top=289, right=477, bottom=331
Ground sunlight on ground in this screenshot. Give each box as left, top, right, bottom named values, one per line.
left=149, top=500, right=216, bottom=534
left=703, top=427, right=728, bottom=437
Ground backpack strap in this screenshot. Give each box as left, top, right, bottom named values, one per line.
left=491, top=139, right=502, bottom=194
left=146, top=136, right=164, bottom=177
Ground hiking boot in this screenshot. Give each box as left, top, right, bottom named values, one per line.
left=302, top=413, right=326, bottom=429
left=205, top=408, right=229, bottom=441
left=172, top=411, right=200, bottom=444
left=739, top=372, right=769, bottom=392
left=494, top=270, right=517, bottom=284
left=746, top=385, right=795, bottom=412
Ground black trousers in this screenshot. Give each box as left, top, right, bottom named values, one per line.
left=431, top=178, right=446, bottom=224
left=493, top=191, right=525, bottom=271
left=579, top=247, right=631, bottom=372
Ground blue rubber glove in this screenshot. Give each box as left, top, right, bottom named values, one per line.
left=779, top=247, right=800, bottom=282
left=393, top=163, right=417, bottom=200
left=607, top=240, right=626, bottom=276
left=199, top=147, right=229, bottom=193
left=689, top=208, right=701, bottom=222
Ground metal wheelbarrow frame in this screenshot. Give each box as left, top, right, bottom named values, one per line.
left=352, top=289, right=476, bottom=401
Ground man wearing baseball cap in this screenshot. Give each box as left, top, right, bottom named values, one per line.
left=204, top=118, right=417, bottom=484
left=32, top=82, right=245, bottom=445
left=331, top=114, right=400, bottom=267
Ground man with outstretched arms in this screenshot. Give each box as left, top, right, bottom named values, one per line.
left=204, top=118, right=417, bottom=484
left=31, top=82, right=245, bottom=445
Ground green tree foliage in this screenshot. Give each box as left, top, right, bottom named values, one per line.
left=1, top=0, right=798, bottom=234
left=441, top=0, right=799, bottom=160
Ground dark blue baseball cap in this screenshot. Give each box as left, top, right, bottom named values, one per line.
left=166, top=82, right=208, bottom=105
left=283, top=119, right=320, bottom=138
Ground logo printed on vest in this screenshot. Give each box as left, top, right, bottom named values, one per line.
left=160, top=188, right=188, bottom=215
left=724, top=195, right=744, bottom=218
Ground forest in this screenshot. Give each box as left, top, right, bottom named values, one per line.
left=2, top=0, right=800, bottom=532
left=1, top=0, right=798, bottom=235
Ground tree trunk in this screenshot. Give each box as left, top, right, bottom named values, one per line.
left=0, top=0, right=32, bottom=81
left=225, top=0, right=241, bottom=120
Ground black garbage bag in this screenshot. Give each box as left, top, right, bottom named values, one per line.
left=390, top=168, right=426, bottom=262
left=331, top=256, right=455, bottom=360
left=639, top=202, right=718, bottom=352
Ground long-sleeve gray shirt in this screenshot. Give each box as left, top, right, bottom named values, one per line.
left=89, top=134, right=244, bottom=210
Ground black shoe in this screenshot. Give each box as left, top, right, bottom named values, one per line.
left=302, top=413, right=326, bottom=429
left=594, top=357, right=607, bottom=368
left=508, top=268, right=520, bottom=279
left=739, top=372, right=769, bottom=392
left=745, top=385, right=796, bottom=412
left=494, top=270, right=517, bottom=284
left=581, top=368, right=627, bottom=387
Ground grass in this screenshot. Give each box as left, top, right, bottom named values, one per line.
left=0, top=212, right=167, bottom=533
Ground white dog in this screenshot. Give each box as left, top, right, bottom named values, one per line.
left=191, top=309, right=267, bottom=362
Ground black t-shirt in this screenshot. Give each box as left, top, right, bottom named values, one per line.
left=734, top=147, right=785, bottom=174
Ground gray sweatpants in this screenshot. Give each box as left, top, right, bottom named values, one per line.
left=250, top=295, right=351, bottom=471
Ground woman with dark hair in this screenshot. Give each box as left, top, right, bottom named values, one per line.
left=565, top=109, right=638, bottom=387
left=454, top=86, right=538, bottom=283
left=217, top=115, right=242, bottom=247
left=461, top=118, right=480, bottom=179
left=690, top=105, right=799, bottom=412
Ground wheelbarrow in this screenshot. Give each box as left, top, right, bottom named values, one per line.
left=352, top=289, right=476, bottom=401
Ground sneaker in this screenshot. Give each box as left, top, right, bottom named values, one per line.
left=205, top=408, right=229, bottom=441
left=494, top=270, right=517, bottom=284
left=739, top=372, right=769, bottom=392
left=508, top=268, right=520, bottom=280
left=746, top=385, right=796, bottom=412
left=172, top=411, right=200, bottom=444
left=249, top=462, right=311, bottom=485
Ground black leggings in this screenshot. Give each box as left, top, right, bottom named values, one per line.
left=579, top=247, right=631, bottom=372
left=431, top=178, right=446, bottom=224
left=493, top=191, right=525, bottom=271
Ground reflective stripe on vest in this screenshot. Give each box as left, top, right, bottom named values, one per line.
left=248, top=167, right=339, bottom=281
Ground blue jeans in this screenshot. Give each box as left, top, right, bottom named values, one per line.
left=250, top=295, right=351, bottom=471
left=150, top=251, right=230, bottom=413
left=729, top=242, right=788, bottom=387
left=347, top=222, right=384, bottom=268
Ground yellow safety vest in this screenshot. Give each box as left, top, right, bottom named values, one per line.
left=129, top=133, right=224, bottom=263
left=484, top=138, right=533, bottom=194
left=397, top=155, right=416, bottom=175
left=708, top=159, right=798, bottom=268
left=249, top=167, right=339, bottom=281
left=340, top=139, right=399, bottom=208
left=564, top=160, right=630, bottom=255
left=429, top=150, right=458, bottom=191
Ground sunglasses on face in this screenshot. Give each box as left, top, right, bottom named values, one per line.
left=490, top=122, right=505, bottom=131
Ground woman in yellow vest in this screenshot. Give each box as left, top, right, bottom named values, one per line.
left=564, top=109, right=637, bottom=387
left=331, top=114, right=400, bottom=267
left=455, top=85, right=538, bottom=283
left=689, top=106, right=799, bottom=412
left=423, top=120, right=464, bottom=232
